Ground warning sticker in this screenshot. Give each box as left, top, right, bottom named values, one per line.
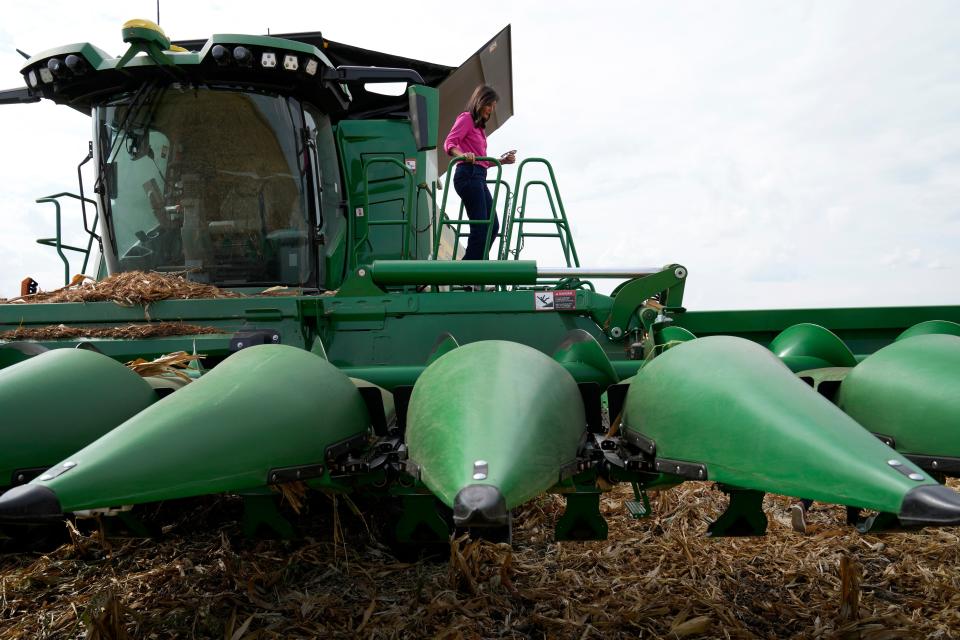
left=534, top=290, right=577, bottom=311
left=553, top=290, right=577, bottom=310
left=534, top=292, right=554, bottom=310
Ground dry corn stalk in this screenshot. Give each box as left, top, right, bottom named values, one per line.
left=126, top=351, right=203, bottom=381
left=0, top=322, right=221, bottom=341
left=0, top=270, right=241, bottom=306
left=271, top=481, right=309, bottom=515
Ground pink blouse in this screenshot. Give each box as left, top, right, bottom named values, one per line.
left=443, top=111, right=492, bottom=168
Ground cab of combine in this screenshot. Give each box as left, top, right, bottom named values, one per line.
left=10, top=19, right=513, bottom=291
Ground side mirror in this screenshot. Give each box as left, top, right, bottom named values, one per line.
left=408, top=85, right=438, bottom=151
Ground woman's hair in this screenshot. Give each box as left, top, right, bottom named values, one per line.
left=467, top=85, right=499, bottom=129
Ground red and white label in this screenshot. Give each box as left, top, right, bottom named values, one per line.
left=534, top=290, right=576, bottom=311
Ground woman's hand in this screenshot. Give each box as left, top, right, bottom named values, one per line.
left=499, top=150, right=517, bottom=165
left=463, top=152, right=476, bottom=164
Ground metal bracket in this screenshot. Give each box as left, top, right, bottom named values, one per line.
left=623, top=429, right=656, bottom=457
left=9, top=467, right=48, bottom=487
left=230, top=329, right=280, bottom=352
left=357, top=386, right=390, bottom=437
left=394, top=494, right=450, bottom=545
left=577, top=382, right=604, bottom=433
left=606, top=382, right=630, bottom=427
left=601, top=264, right=687, bottom=341
left=655, top=457, right=707, bottom=481
left=335, top=266, right=385, bottom=297
left=555, top=490, right=608, bottom=541
left=267, top=463, right=326, bottom=484
left=906, top=454, right=960, bottom=476
left=324, top=432, right=370, bottom=463
left=872, top=432, right=896, bottom=448
left=391, top=385, right=415, bottom=437
left=240, top=493, right=296, bottom=539
left=707, top=485, right=767, bottom=537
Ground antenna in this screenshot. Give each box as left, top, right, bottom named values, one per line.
left=156, top=0, right=160, bottom=24
left=15, top=48, right=30, bottom=60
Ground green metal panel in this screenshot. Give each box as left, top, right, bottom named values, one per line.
left=321, top=293, right=626, bottom=370
left=622, top=336, right=937, bottom=513
left=370, top=260, right=538, bottom=285
left=838, top=335, right=960, bottom=458
left=405, top=341, right=584, bottom=509
left=336, top=120, right=432, bottom=265
left=673, top=306, right=960, bottom=356
left=0, top=349, right=156, bottom=489
left=31, top=345, right=370, bottom=512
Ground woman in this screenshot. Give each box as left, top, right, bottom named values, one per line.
left=443, top=85, right=516, bottom=260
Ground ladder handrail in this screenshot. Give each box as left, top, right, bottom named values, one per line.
left=502, top=158, right=580, bottom=268
left=354, top=157, right=416, bottom=265
left=511, top=180, right=574, bottom=266
left=451, top=178, right=513, bottom=258
left=35, top=192, right=99, bottom=286
left=433, top=156, right=503, bottom=260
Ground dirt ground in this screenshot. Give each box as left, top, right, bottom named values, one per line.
left=1, top=481, right=958, bottom=639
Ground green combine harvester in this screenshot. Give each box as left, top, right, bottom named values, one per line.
left=1, top=20, right=959, bottom=548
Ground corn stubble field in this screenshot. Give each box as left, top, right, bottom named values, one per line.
left=1, top=481, right=959, bottom=639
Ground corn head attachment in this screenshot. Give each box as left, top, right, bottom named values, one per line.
left=1, top=20, right=960, bottom=551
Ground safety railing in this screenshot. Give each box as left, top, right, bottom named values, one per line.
left=443, top=178, right=513, bottom=261
left=35, top=192, right=99, bottom=286
left=432, top=156, right=504, bottom=261
left=500, top=158, right=580, bottom=268
left=352, top=157, right=416, bottom=265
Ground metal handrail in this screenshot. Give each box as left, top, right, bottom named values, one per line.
left=503, top=158, right=580, bottom=268
left=35, top=192, right=100, bottom=286
left=433, top=156, right=504, bottom=260
left=354, top=157, right=416, bottom=265
left=451, top=178, right=513, bottom=259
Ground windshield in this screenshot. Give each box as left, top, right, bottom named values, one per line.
left=96, top=85, right=321, bottom=287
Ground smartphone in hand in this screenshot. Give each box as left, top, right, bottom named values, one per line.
left=500, top=149, right=517, bottom=160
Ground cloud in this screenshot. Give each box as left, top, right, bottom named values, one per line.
left=0, top=1, right=959, bottom=308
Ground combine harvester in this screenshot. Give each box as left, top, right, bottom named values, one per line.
left=0, top=20, right=959, bottom=548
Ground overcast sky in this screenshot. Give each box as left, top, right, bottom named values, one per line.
left=0, top=1, right=958, bottom=309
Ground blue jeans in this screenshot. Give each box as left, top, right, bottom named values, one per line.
left=454, top=164, right=499, bottom=260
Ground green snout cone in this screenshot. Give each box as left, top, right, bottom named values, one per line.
left=31, top=344, right=370, bottom=512
left=622, top=336, right=937, bottom=513
left=0, top=348, right=156, bottom=489
left=839, top=334, right=960, bottom=458
left=406, top=340, right=585, bottom=509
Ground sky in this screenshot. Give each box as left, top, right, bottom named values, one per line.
left=0, top=1, right=958, bottom=309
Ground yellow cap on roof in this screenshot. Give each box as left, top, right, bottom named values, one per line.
left=122, top=18, right=166, bottom=35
